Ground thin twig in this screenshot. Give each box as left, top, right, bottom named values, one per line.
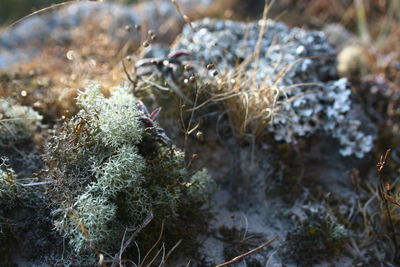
left=21, top=181, right=54, bottom=186
left=183, top=81, right=199, bottom=153
left=215, top=235, right=278, bottom=267
left=122, top=58, right=137, bottom=89
left=141, top=77, right=170, bottom=91
left=171, top=0, right=193, bottom=30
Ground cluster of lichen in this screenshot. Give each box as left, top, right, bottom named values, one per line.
left=0, top=158, right=15, bottom=262
left=0, top=158, right=16, bottom=233
left=45, top=82, right=212, bottom=261
left=0, top=96, right=43, bottom=179
left=0, top=98, right=42, bottom=146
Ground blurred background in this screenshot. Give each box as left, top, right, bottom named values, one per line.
left=2, top=0, right=397, bottom=45
left=0, top=0, right=398, bottom=113
left=0, top=0, right=139, bottom=24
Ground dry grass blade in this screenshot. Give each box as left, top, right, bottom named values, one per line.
left=161, top=239, right=182, bottom=266
left=146, top=244, right=165, bottom=267
left=204, top=0, right=292, bottom=141
left=111, top=210, right=154, bottom=267
left=140, top=222, right=164, bottom=267
left=376, top=149, right=399, bottom=253
left=251, top=0, right=273, bottom=85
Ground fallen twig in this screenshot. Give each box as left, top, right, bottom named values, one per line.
left=215, top=235, right=278, bottom=267
left=21, top=181, right=54, bottom=187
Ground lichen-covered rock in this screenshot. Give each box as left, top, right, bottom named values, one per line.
left=173, top=18, right=376, bottom=158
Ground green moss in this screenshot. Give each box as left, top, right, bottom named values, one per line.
left=284, top=211, right=349, bottom=266
left=268, top=142, right=303, bottom=200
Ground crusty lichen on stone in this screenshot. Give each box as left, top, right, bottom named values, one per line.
left=173, top=18, right=376, bottom=158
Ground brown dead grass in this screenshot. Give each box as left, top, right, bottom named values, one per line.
left=200, top=2, right=285, bottom=141
left=0, top=17, right=133, bottom=123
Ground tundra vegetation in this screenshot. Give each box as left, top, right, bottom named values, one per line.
left=0, top=0, right=399, bottom=266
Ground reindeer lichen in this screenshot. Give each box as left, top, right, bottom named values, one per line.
left=46, top=82, right=212, bottom=262
left=0, top=158, right=15, bottom=201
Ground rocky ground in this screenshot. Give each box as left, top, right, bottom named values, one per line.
left=0, top=1, right=399, bottom=266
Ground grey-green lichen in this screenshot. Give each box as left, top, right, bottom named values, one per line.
left=0, top=98, right=42, bottom=146
left=0, top=98, right=43, bottom=178
left=0, top=158, right=16, bottom=201
left=46, top=82, right=213, bottom=262
left=0, top=158, right=16, bottom=234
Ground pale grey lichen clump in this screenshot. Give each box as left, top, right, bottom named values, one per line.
left=174, top=18, right=375, bottom=158
left=47, top=83, right=212, bottom=259
left=0, top=98, right=43, bottom=146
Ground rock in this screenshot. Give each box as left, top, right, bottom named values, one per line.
left=173, top=18, right=376, bottom=158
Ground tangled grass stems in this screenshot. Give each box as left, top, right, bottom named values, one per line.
left=376, top=149, right=400, bottom=256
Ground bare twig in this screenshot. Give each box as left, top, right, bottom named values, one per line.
left=171, top=0, right=193, bottom=30
left=141, top=77, right=170, bottom=92
left=215, top=235, right=278, bottom=267
left=122, top=58, right=137, bottom=89
left=21, top=181, right=54, bottom=187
